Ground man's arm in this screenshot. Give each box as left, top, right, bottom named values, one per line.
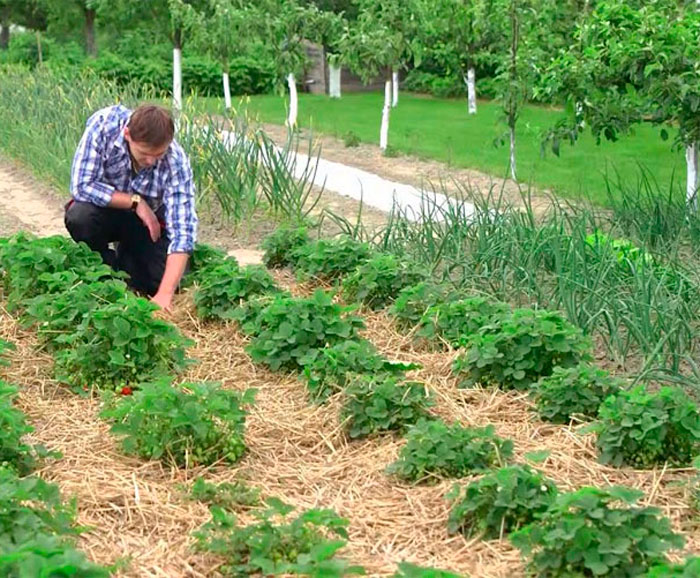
left=151, top=253, right=189, bottom=310
left=71, top=110, right=117, bottom=205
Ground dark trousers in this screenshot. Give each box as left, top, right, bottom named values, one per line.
left=64, top=200, right=168, bottom=296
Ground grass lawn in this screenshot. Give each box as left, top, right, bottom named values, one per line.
left=198, top=92, right=684, bottom=206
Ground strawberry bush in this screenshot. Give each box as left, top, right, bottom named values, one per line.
left=510, top=486, right=684, bottom=577
left=292, top=237, right=373, bottom=281
left=388, top=281, right=464, bottom=332
left=532, top=365, right=624, bottom=424
left=386, top=420, right=513, bottom=483
left=189, top=476, right=261, bottom=510
left=453, top=308, right=592, bottom=390
left=181, top=242, right=228, bottom=288
left=261, top=225, right=310, bottom=269
left=0, top=382, right=37, bottom=474
left=393, top=562, right=462, bottom=578
left=646, top=558, right=700, bottom=577
left=594, top=385, right=700, bottom=468
left=447, top=465, right=558, bottom=539
left=101, top=378, right=255, bottom=468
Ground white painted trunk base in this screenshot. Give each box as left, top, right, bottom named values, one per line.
left=509, top=126, right=517, bottom=181
left=223, top=72, right=231, bottom=109
left=466, top=68, right=477, bottom=115
left=392, top=70, right=399, bottom=107
left=286, top=73, right=298, bottom=129
left=173, top=48, right=182, bottom=112
left=329, top=64, right=341, bottom=98
left=380, top=80, right=391, bottom=150
left=687, top=142, right=698, bottom=208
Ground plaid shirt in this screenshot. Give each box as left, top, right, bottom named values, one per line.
left=70, top=104, right=198, bottom=254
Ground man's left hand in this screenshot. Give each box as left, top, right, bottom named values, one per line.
left=150, top=291, right=173, bottom=311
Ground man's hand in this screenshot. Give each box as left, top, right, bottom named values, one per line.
left=150, top=290, right=173, bottom=311
left=135, top=201, right=161, bottom=242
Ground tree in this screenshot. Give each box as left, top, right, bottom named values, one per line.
left=40, top=0, right=100, bottom=56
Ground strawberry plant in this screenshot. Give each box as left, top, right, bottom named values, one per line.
left=101, top=378, right=255, bottom=468
left=245, top=290, right=365, bottom=372
left=194, top=260, right=280, bottom=321
left=301, top=340, right=419, bottom=403
left=594, top=385, right=700, bottom=468
left=181, top=242, right=228, bottom=288
left=510, top=486, right=684, bottom=577
left=532, top=365, right=624, bottom=424
left=189, top=476, right=261, bottom=510
left=194, top=498, right=363, bottom=576
left=447, top=465, right=558, bottom=539
left=0, top=338, right=12, bottom=365
left=387, top=420, right=513, bottom=483
left=388, top=282, right=463, bottom=332
left=416, top=297, right=510, bottom=348
left=53, top=292, right=192, bottom=391
left=261, top=225, right=310, bottom=268
left=393, top=562, right=462, bottom=578
left=646, top=558, right=700, bottom=577
left=0, top=382, right=37, bottom=474
left=341, top=375, right=433, bottom=439
left=292, top=237, right=373, bottom=281
left=341, top=254, right=427, bottom=310
left=453, top=308, right=592, bottom=390
left=231, top=292, right=292, bottom=331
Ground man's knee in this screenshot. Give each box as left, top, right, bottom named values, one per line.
left=64, top=201, right=105, bottom=243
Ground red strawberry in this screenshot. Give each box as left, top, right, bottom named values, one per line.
left=120, top=386, right=133, bottom=396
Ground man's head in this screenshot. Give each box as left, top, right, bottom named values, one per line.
left=124, top=105, right=174, bottom=169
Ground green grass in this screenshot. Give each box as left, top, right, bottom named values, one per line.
left=199, top=92, right=684, bottom=206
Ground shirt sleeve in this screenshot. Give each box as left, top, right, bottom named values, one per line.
left=163, top=152, right=198, bottom=254
left=70, top=111, right=115, bottom=206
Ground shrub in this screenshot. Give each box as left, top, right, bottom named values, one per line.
left=194, top=498, right=363, bottom=576
left=447, top=465, right=558, bottom=539
left=453, top=308, right=592, bottom=390
left=292, top=237, right=373, bottom=281
left=54, top=293, right=192, bottom=391
left=194, top=261, right=280, bottom=321
left=646, top=558, right=700, bottom=577
left=388, top=282, right=462, bottom=332
left=101, top=378, right=255, bottom=468
left=594, top=385, right=700, bottom=468
left=245, top=290, right=365, bottom=372
left=510, top=486, right=685, bottom=577
left=416, top=297, right=510, bottom=348
left=532, top=365, right=624, bottom=424
left=261, top=225, right=310, bottom=269
left=0, top=382, right=36, bottom=474
left=302, top=340, right=418, bottom=403
left=387, top=420, right=513, bottom=483
left=342, top=254, right=427, bottom=310
left=343, top=131, right=360, bottom=147
left=341, top=375, right=433, bottom=439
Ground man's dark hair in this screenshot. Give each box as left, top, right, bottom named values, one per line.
left=127, top=105, right=174, bottom=147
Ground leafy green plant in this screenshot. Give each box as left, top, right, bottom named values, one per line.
left=194, top=260, right=280, bottom=321
left=0, top=338, right=13, bottom=365
left=301, top=340, right=419, bottom=403
left=261, top=225, right=311, bottom=269
left=0, top=382, right=36, bottom=474
left=585, top=231, right=653, bottom=270
left=181, top=242, right=228, bottom=288
left=594, top=385, right=700, bottom=468
left=292, top=237, right=373, bottom=282
left=388, top=282, right=464, bottom=332
left=341, top=376, right=433, bottom=439
left=341, top=254, right=427, bottom=310
left=531, top=365, right=624, bottom=424
left=393, top=562, right=462, bottom=578
left=510, top=486, right=685, bottom=577
left=447, top=465, right=558, bottom=539
left=194, top=498, right=363, bottom=576
left=189, top=476, right=261, bottom=510
left=53, top=292, right=192, bottom=391
left=416, top=297, right=510, bottom=348
left=245, top=290, right=365, bottom=372
left=646, top=557, right=700, bottom=577
left=387, top=420, right=513, bottom=483
left=453, top=308, right=592, bottom=391
left=342, top=131, right=360, bottom=148
left=101, top=379, right=255, bottom=468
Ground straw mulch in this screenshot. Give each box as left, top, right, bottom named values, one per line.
left=2, top=294, right=699, bottom=578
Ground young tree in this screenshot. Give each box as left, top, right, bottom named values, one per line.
left=40, top=0, right=100, bottom=56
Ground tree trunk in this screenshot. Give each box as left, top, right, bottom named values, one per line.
left=466, top=67, right=477, bottom=114
left=509, top=124, right=517, bottom=181
left=85, top=8, right=97, bottom=57
left=223, top=72, right=231, bottom=109
left=172, top=29, right=183, bottom=112
left=507, top=0, right=519, bottom=181
left=328, top=61, right=341, bottom=98
left=380, top=76, right=391, bottom=150
left=286, top=73, right=298, bottom=129
left=392, top=68, right=399, bottom=107
left=687, top=142, right=698, bottom=209
left=0, top=5, right=10, bottom=50
left=36, top=31, right=43, bottom=65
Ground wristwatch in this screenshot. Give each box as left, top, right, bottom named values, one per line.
left=130, top=194, right=141, bottom=212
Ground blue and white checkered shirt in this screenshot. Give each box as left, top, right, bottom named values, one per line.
left=70, top=104, right=198, bottom=254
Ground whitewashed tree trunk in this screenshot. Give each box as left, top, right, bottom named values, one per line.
left=328, top=63, right=342, bottom=98
left=223, top=72, right=231, bottom=109
left=286, top=73, right=298, bottom=129
left=466, top=67, right=477, bottom=115
left=509, top=125, right=517, bottom=181
left=687, top=142, right=698, bottom=208
left=173, top=47, right=182, bottom=112
left=392, top=69, right=399, bottom=107
left=380, top=79, right=391, bottom=150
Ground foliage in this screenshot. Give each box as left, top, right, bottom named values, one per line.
left=341, top=254, right=427, bottom=310
left=189, top=476, right=260, bottom=510
left=531, top=365, right=624, bottom=424
left=388, top=282, right=462, bottom=332
left=594, top=385, right=700, bottom=469
left=245, top=290, right=365, bottom=372
left=302, top=340, right=418, bottom=403
left=292, top=237, right=373, bottom=282
left=101, top=378, right=255, bottom=468
left=341, top=376, right=433, bottom=439
left=194, top=498, right=363, bottom=576
left=387, top=420, right=513, bottom=483
left=342, top=131, right=360, bottom=148
left=393, top=562, right=462, bottom=578
left=261, top=225, right=310, bottom=269
left=453, top=308, right=592, bottom=391
left=0, top=382, right=36, bottom=475
left=510, top=486, right=685, bottom=577
left=185, top=242, right=228, bottom=284
left=645, top=558, right=700, bottom=577
left=447, top=465, right=558, bottom=539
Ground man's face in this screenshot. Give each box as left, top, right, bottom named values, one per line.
left=124, top=128, right=170, bottom=169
